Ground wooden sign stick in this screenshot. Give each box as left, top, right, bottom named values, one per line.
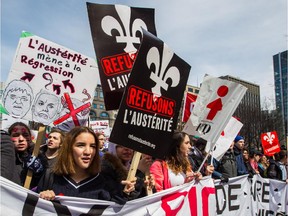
left=124, top=151, right=142, bottom=192
left=24, top=125, right=46, bottom=189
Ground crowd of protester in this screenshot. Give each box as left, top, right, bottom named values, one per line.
left=0, top=122, right=287, bottom=204
left=210, top=135, right=288, bottom=183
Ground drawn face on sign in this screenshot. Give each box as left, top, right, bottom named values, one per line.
left=32, top=91, right=61, bottom=125
left=56, top=98, right=90, bottom=132
left=3, top=80, right=33, bottom=118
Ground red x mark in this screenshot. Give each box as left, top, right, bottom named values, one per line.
left=53, top=93, right=91, bottom=127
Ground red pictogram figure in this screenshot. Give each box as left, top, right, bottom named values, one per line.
left=53, top=93, right=91, bottom=127
left=206, top=85, right=228, bottom=120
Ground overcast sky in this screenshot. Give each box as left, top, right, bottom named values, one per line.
left=1, top=0, right=287, bottom=109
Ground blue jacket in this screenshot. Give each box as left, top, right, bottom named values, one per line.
left=233, top=147, right=248, bottom=176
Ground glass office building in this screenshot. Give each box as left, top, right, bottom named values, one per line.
left=273, top=50, right=288, bottom=139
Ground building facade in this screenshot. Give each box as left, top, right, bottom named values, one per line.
left=185, top=85, right=200, bottom=95
left=220, top=75, right=262, bottom=149
left=89, top=84, right=117, bottom=128
left=273, top=50, right=287, bottom=141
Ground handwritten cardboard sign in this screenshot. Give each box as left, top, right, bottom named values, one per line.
left=2, top=31, right=99, bottom=130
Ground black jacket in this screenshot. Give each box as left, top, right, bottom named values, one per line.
left=101, top=152, right=146, bottom=201
left=15, top=143, right=48, bottom=189
left=37, top=169, right=112, bottom=201
left=267, top=159, right=283, bottom=181
left=0, top=130, right=21, bottom=184
left=212, top=149, right=237, bottom=179
left=188, top=146, right=205, bottom=174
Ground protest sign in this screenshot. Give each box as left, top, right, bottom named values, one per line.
left=183, top=75, right=247, bottom=152
left=214, top=175, right=288, bottom=216
left=2, top=175, right=287, bottom=216
left=0, top=176, right=216, bottom=216
left=87, top=3, right=157, bottom=110
left=89, top=120, right=111, bottom=137
left=2, top=31, right=99, bottom=131
left=261, top=131, right=281, bottom=156
left=182, top=92, right=197, bottom=123
left=109, top=29, right=191, bottom=159
left=210, top=117, right=243, bottom=161
left=250, top=175, right=287, bottom=215
left=214, top=175, right=251, bottom=215
left=0, top=113, right=29, bottom=131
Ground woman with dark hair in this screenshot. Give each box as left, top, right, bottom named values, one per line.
left=248, top=149, right=262, bottom=174
left=8, top=122, right=47, bottom=189
left=150, top=131, right=202, bottom=192
left=8, top=122, right=33, bottom=152
left=36, top=126, right=130, bottom=203
left=258, top=155, right=269, bottom=178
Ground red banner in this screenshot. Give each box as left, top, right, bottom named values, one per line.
left=261, top=131, right=281, bottom=156
left=182, top=92, right=197, bottom=122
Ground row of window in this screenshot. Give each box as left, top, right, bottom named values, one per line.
left=92, top=103, right=105, bottom=109
left=89, top=110, right=109, bottom=118
left=187, top=87, right=199, bottom=94
left=94, top=90, right=104, bottom=98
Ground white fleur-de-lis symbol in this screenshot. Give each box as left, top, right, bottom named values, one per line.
left=146, top=43, right=180, bottom=99
left=263, top=132, right=275, bottom=145
left=101, top=5, right=148, bottom=56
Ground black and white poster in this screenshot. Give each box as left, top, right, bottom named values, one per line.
left=87, top=3, right=157, bottom=110
left=109, top=29, right=191, bottom=159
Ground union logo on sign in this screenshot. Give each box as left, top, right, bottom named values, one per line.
left=101, top=5, right=147, bottom=55
left=263, top=132, right=275, bottom=145
left=146, top=44, right=180, bottom=99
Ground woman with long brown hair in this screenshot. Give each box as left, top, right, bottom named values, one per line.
left=37, top=126, right=131, bottom=203
left=150, top=131, right=202, bottom=192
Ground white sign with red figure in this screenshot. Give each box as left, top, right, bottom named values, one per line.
left=183, top=75, right=247, bottom=148
left=2, top=31, right=99, bottom=131
left=210, top=117, right=243, bottom=161
left=261, top=131, right=281, bottom=156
